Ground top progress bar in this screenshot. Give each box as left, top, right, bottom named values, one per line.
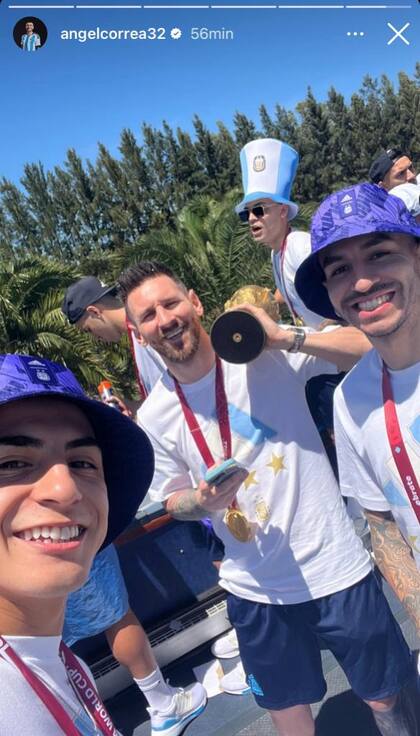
left=8, top=3, right=414, bottom=7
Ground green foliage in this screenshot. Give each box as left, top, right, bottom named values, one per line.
left=0, top=66, right=417, bottom=393
left=103, top=192, right=272, bottom=325
left=1, top=67, right=417, bottom=258
left=0, top=258, right=136, bottom=394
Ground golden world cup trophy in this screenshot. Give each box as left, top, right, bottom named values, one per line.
left=210, top=285, right=279, bottom=364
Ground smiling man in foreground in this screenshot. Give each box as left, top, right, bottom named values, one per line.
left=295, top=184, right=420, bottom=678
left=0, top=353, right=154, bottom=734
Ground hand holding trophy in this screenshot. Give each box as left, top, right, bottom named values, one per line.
left=210, top=285, right=280, bottom=363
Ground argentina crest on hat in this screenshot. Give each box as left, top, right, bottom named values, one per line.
left=235, top=138, right=299, bottom=220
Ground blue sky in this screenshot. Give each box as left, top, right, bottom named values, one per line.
left=0, top=0, right=418, bottom=183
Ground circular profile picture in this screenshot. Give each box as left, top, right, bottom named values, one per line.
left=13, top=17, right=48, bottom=52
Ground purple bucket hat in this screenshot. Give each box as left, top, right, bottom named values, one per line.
left=295, top=183, right=420, bottom=319
left=0, top=354, right=154, bottom=549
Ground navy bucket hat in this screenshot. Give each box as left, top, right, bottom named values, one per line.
left=0, top=354, right=154, bottom=549
left=295, top=183, right=420, bottom=319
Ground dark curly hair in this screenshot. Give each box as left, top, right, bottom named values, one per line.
left=118, top=261, right=187, bottom=303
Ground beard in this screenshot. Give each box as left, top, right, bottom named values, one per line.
left=148, top=316, right=201, bottom=364
left=345, top=278, right=419, bottom=339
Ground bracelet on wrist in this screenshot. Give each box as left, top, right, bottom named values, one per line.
left=287, top=326, right=306, bottom=353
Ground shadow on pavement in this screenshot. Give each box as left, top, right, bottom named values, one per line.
left=315, top=690, right=379, bottom=736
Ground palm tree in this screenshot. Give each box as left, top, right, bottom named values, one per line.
left=0, top=257, right=134, bottom=394
left=293, top=201, right=318, bottom=232
left=110, top=191, right=274, bottom=327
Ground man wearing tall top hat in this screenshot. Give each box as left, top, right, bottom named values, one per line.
left=235, top=138, right=323, bottom=330
left=120, top=260, right=414, bottom=736
left=235, top=138, right=368, bottom=479
left=295, top=183, right=420, bottom=719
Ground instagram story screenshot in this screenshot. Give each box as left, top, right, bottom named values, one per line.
left=0, top=1, right=419, bottom=736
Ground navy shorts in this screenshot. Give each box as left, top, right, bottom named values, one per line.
left=227, top=572, right=412, bottom=710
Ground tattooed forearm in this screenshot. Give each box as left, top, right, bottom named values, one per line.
left=365, top=509, right=420, bottom=632
left=165, top=489, right=208, bottom=521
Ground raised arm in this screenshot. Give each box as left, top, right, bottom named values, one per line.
left=365, top=509, right=420, bottom=633
left=283, top=325, right=371, bottom=372
left=230, top=303, right=371, bottom=371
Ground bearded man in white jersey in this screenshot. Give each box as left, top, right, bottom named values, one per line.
left=61, top=277, right=207, bottom=733
left=295, top=183, right=420, bottom=685
left=120, top=259, right=416, bottom=736
left=0, top=353, right=155, bottom=735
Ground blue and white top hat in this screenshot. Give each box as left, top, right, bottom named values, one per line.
left=235, top=138, right=299, bottom=220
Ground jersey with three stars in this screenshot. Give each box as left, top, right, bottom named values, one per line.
left=139, top=349, right=371, bottom=604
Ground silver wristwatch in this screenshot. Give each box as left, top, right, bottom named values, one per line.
left=287, top=326, right=306, bottom=353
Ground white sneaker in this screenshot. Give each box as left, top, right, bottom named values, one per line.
left=148, top=682, right=207, bottom=736
left=220, top=662, right=250, bottom=696
left=211, top=629, right=239, bottom=659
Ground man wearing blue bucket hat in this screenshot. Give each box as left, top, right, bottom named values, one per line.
left=0, top=353, right=155, bottom=734
left=295, top=183, right=420, bottom=727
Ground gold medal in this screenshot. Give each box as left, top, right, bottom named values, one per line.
left=224, top=507, right=254, bottom=542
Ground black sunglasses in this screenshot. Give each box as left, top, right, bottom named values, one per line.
left=238, top=203, right=277, bottom=223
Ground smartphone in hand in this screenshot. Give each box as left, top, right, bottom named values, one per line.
left=204, top=458, right=244, bottom=487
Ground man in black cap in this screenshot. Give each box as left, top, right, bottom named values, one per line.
left=62, top=276, right=164, bottom=400
left=369, top=147, right=417, bottom=191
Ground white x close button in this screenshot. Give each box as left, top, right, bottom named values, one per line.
left=387, top=22, right=410, bottom=45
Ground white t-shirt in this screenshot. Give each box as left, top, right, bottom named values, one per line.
left=138, top=351, right=371, bottom=605
left=271, top=231, right=326, bottom=330
left=334, top=349, right=420, bottom=568
left=0, top=635, right=121, bottom=735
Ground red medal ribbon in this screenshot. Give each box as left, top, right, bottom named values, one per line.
left=382, top=364, right=420, bottom=523
left=0, top=636, right=118, bottom=735
left=172, top=356, right=239, bottom=509
left=172, top=355, right=232, bottom=466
